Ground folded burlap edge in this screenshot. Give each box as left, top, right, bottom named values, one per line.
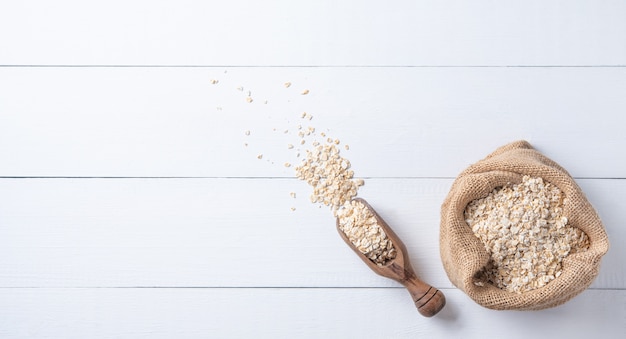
left=440, top=140, right=610, bottom=310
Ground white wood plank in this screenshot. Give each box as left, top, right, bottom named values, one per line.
left=1, top=67, right=625, bottom=178
left=0, top=178, right=621, bottom=289
left=0, top=288, right=623, bottom=338
left=1, top=1, right=625, bottom=66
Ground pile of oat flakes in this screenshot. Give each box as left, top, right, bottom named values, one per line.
left=335, top=199, right=397, bottom=265
left=291, top=125, right=397, bottom=266
left=465, top=175, right=590, bottom=293
left=228, top=78, right=396, bottom=266
left=294, top=142, right=397, bottom=266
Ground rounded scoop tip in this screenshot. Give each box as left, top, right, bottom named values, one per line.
left=417, top=289, right=446, bottom=317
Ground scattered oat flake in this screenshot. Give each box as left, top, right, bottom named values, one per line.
left=284, top=82, right=292, bottom=88
left=287, top=144, right=294, bottom=149
left=291, top=207, right=296, bottom=211
left=345, top=145, right=350, bottom=150
left=294, top=143, right=363, bottom=212
left=257, top=154, right=263, bottom=159
left=301, top=89, right=309, bottom=95
left=300, top=139, right=306, bottom=145
left=301, top=112, right=307, bottom=118
left=237, top=86, right=244, bottom=91
left=284, top=162, right=291, bottom=168
left=210, top=79, right=219, bottom=84
left=290, top=192, right=296, bottom=198
left=246, top=97, right=253, bottom=103
left=245, top=130, right=251, bottom=136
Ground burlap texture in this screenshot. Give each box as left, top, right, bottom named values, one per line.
left=440, top=140, right=609, bottom=310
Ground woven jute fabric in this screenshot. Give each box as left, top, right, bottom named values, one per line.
left=440, top=140, right=609, bottom=310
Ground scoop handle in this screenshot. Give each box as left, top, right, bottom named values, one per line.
left=403, top=274, right=446, bottom=317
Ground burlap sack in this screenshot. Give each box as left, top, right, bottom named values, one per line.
left=440, top=140, right=609, bottom=310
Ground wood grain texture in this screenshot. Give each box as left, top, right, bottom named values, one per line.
left=1, top=0, right=625, bottom=66
left=1, top=67, right=625, bottom=177
left=1, top=178, right=621, bottom=289
left=0, top=288, right=624, bottom=338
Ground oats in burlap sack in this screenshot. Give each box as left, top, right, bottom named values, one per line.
left=440, top=140, right=609, bottom=310
left=465, top=175, right=590, bottom=294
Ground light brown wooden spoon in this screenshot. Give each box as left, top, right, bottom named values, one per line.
left=336, top=198, right=446, bottom=317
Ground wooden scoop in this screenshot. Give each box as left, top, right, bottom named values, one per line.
left=336, top=198, right=446, bottom=317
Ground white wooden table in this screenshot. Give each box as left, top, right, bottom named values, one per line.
left=1, top=1, right=625, bottom=337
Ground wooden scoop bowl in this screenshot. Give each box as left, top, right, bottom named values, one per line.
left=336, top=198, right=446, bottom=317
